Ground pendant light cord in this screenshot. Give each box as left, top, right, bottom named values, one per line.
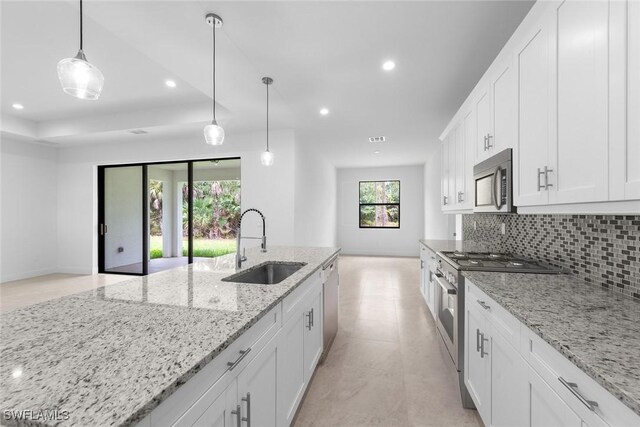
left=266, top=82, right=270, bottom=151
left=79, top=0, right=83, bottom=50
left=212, top=20, right=216, bottom=122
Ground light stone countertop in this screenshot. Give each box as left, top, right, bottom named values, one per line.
left=463, top=271, right=640, bottom=417
left=0, top=246, right=340, bottom=427
left=419, top=239, right=502, bottom=254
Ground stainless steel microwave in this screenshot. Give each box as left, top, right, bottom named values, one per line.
left=473, top=148, right=516, bottom=213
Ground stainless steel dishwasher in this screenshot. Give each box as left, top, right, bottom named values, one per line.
left=321, top=255, right=339, bottom=362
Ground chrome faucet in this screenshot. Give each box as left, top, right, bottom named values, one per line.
left=236, top=208, right=267, bottom=269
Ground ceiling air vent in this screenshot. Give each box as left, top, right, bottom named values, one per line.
left=369, top=136, right=385, bottom=143
left=128, top=129, right=148, bottom=135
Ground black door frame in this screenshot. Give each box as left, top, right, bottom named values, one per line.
left=97, top=156, right=240, bottom=276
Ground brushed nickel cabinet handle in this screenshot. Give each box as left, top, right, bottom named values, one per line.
left=227, top=348, right=251, bottom=371
left=476, top=328, right=482, bottom=353
left=480, top=333, right=489, bottom=358
left=537, top=168, right=545, bottom=191
left=545, top=167, right=553, bottom=189
left=231, top=404, right=241, bottom=427
left=241, top=393, right=251, bottom=427
left=559, top=377, right=598, bottom=411
left=486, top=134, right=493, bottom=149
left=477, top=300, right=490, bottom=310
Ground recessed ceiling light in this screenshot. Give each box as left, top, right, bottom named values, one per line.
left=165, top=80, right=177, bottom=88
left=320, top=108, right=329, bottom=116
left=12, top=103, right=24, bottom=110
left=374, top=150, right=381, bottom=154
left=382, top=60, right=396, bottom=71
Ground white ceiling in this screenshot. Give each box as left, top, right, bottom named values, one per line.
left=0, top=0, right=534, bottom=168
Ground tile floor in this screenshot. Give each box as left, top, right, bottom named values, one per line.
left=0, top=273, right=130, bottom=313
left=294, top=255, right=482, bottom=427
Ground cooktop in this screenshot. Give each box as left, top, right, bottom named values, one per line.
left=439, top=251, right=564, bottom=274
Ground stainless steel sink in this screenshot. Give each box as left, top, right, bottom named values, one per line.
left=222, top=261, right=306, bottom=285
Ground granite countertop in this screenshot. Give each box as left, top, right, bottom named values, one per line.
left=419, top=239, right=502, bottom=254
left=463, top=271, right=640, bottom=417
left=0, top=246, right=340, bottom=427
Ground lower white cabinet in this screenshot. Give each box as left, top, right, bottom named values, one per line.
left=419, top=243, right=436, bottom=319
left=140, top=269, right=327, bottom=427
left=465, top=279, right=640, bottom=427
left=277, top=278, right=323, bottom=427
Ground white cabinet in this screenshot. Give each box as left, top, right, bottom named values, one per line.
left=441, top=117, right=474, bottom=213
left=464, top=298, right=490, bottom=422
left=277, top=277, right=323, bottom=427
left=419, top=243, right=436, bottom=319
left=475, top=60, right=517, bottom=163
left=526, top=367, right=583, bottom=427
left=191, top=379, right=235, bottom=427
left=465, top=286, right=527, bottom=427
left=303, top=288, right=323, bottom=383
left=550, top=0, right=610, bottom=204
left=236, top=334, right=279, bottom=427
left=514, top=11, right=554, bottom=207
left=611, top=0, right=640, bottom=200
left=465, top=279, right=640, bottom=427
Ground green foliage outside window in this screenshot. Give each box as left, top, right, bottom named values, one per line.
left=359, top=181, right=400, bottom=228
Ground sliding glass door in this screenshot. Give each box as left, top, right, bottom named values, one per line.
left=98, top=158, right=240, bottom=276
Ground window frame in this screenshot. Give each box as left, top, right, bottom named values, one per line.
left=358, top=180, right=401, bottom=229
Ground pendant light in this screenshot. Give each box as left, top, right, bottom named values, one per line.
left=204, top=13, right=225, bottom=145
left=261, top=77, right=274, bottom=166
left=57, top=0, right=104, bottom=100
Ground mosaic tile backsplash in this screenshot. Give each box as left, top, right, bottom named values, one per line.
left=462, top=214, right=640, bottom=299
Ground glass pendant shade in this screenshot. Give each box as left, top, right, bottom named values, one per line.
left=204, top=120, right=225, bottom=145
left=260, top=149, right=274, bottom=166
left=57, top=50, right=104, bottom=100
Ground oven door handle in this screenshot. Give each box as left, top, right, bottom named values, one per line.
left=435, top=274, right=457, bottom=295
left=492, top=166, right=504, bottom=210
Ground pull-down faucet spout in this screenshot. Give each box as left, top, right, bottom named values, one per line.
left=236, top=208, right=267, bottom=269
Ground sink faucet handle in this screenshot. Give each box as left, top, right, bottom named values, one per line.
left=261, top=236, right=267, bottom=253
left=241, top=247, right=247, bottom=262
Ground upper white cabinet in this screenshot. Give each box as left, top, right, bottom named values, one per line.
left=440, top=112, right=475, bottom=213
left=441, top=0, right=640, bottom=211
left=550, top=0, right=610, bottom=204
left=475, top=59, right=517, bottom=163
left=514, top=9, right=555, bottom=207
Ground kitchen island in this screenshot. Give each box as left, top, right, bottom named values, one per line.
left=0, top=246, right=339, bottom=427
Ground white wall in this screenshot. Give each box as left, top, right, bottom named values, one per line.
left=56, top=129, right=295, bottom=275
left=293, top=141, right=337, bottom=247
left=1, top=137, right=59, bottom=281
left=423, top=148, right=454, bottom=240
left=337, top=165, right=424, bottom=257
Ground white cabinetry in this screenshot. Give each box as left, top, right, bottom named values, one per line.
left=625, top=0, right=640, bottom=199
left=277, top=274, right=323, bottom=427
left=419, top=243, right=436, bottom=319
left=141, top=267, right=329, bottom=427
left=514, top=11, right=554, bottom=207
left=550, top=0, right=610, bottom=204
left=465, top=279, right=640, bottom=427
left=441, top=114, right=475, bottom=213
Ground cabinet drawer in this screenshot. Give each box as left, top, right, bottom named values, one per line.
left=149, top=304, right=281, bottom=427
left=466, top=280, right=521, bottom=349
left=282, top=269, right=321, bottom=324
left=524, top=328, right=639, bottom=427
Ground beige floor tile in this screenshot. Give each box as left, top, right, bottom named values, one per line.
left=295, top=255, right=480, bottom=427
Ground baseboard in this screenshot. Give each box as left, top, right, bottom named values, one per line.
left=1, top=267, right=58, bottom=283
left=56, top=267, right=93, bottom=275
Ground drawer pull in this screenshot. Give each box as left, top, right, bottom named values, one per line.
left=477, top=300, right=491, bottom=310
left=227, top=348, right=252, bottom=371
left=476, top=329, right=482, bottom=353
left=480, top=332, right=489, bottom=358
left=559, top=377, right=598, bottom=411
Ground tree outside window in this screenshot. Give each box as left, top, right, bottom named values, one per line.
left=359, top=180, right=400, bottom=228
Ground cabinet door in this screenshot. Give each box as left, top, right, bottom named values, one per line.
left=490, top=326, right=527, bottom=427
left=441, top=140, right=450, bottom=209
left=514, top=15, right=554, bottom=206
left=303, top=289, right=323, bottom=384
left=277, top=314, right=305, bottom=426
left=526, top=368, right=583, bottom=427
left=626, top=0, right=640, bottom=199
left=454, top=123, right=466, bottom=207
left=465, top=303, right=490, bottom=422
left=550, top=0, right=609, bottom=204
left=476, top=88, right=492, bottom=162
left=491, top=60, right=517, bottom=154
left=237, top=335, right=278, bottom=427
left=192, top=380, right=236, bottom=427
left=463, top=109, right=475, bottom=209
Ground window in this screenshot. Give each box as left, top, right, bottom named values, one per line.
left=359, top=180, right=400, bottom=228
